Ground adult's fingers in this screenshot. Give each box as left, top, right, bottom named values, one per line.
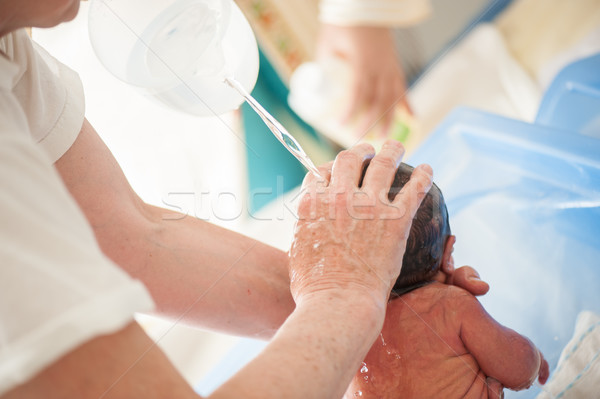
left=342, top=74, right=367, bottom=123
left=486, top=377, right=504, bottom=399
left=449, top=266, right=490, bottom=296
left=398, top=94, right=413, bottom=116
left=301, top=161, right=333, bottom=189
left=330, top=143, right=375, bottom=190
left=393, top=65, right=413, bottom=116
left=361, top=140, right=406, bottom=195
left=538, top=352, right=550, bottom=385
left=364, top=75, right=398, bottom=135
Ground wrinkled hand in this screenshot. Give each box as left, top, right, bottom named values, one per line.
left=317, top=24, right=412, bottom=136
left=289, top=141, right=433, bottom=309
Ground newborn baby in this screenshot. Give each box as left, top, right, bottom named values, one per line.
left=346, top=163, right=549, bottom=398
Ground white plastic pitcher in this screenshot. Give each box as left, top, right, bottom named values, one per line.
left=88, top=0, right=259, bottom=116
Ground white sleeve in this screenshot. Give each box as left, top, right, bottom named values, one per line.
left=0, top=93, right=155, bottom=395
left=318, top=0, right=432, bottom=27
left=2, top=29, right=85, bottom=163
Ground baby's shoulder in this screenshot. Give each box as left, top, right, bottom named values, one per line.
left=429, top=283, right=482, bottom=310
left=429, top=281, right=476, bottom=298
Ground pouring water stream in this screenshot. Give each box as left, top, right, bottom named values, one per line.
left=224, top=77, right=323, bottom=179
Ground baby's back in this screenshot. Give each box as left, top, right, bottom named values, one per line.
left=346, top=282, right=490, bottom=399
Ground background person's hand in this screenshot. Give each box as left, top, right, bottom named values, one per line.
left=289, top=140, right=433, bottom=310
left=316, top=24, right=412, bottom=137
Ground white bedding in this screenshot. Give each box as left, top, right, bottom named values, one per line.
left=536, top=311, right=600, bottom=399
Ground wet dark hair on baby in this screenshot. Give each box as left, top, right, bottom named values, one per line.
left=361, top=162, right=451, bottom=296
left=390, top=163, right=451, bottom=295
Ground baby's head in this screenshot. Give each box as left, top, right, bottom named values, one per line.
left=388, top=163, right=451, bottom=295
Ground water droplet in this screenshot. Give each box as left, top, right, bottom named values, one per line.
left=360, top=363, right=369, bottom=373
left=282, top=134, right=301, bottom=152
left=354, top=391, right=363, bottom=397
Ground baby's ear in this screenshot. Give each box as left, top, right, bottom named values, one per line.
left=441, top=235, right=456, bottom=274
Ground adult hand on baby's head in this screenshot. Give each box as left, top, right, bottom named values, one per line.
left=289, top=140, right=433, bottom=311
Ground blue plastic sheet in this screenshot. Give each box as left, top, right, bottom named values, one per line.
left=536, top=53, right=600, bottom=137
left=407, top=107, right=600, bottom=398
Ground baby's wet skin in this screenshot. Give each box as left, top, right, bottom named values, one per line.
left=345, top=282, right=539, bottom=398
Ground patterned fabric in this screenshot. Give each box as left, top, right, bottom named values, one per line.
left=236, top=0, right=319, bottom=83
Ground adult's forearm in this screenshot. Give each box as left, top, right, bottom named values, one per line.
left=135, top=204, right=295, bottom=338
left=3, top=297, right=383, bottom=399
left=55, top=119, right=294, bottom=339
left=0, top=322, right=200, bottom=399
left=212, top=294, right=384, bottom=399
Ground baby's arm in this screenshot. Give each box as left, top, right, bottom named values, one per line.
left=458, top=293, right=549, bottom=390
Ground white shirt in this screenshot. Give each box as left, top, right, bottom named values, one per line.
left=319, top=0, right=432, bottom=27
left=0, top=30, right=154, bottom=395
